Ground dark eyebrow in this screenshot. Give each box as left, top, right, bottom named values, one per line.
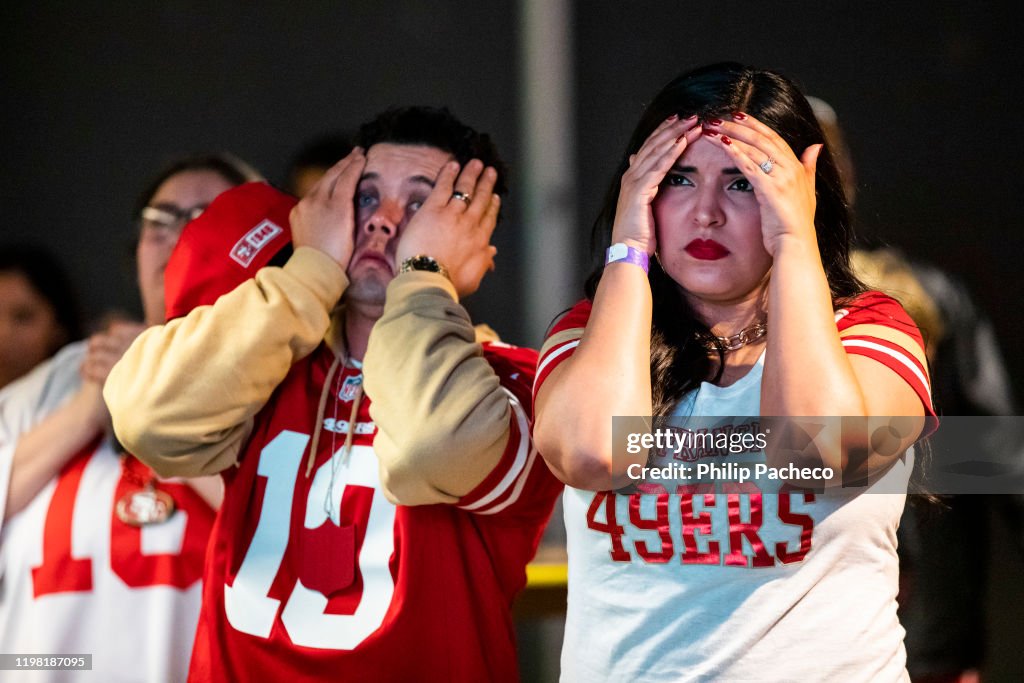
left=150, top=201, right=207, bottom=212
left=408, top=175, right=436, bottom=188
left=358, top=172, right=436, bottom=188
left=669, top=165, right=743, bottom=175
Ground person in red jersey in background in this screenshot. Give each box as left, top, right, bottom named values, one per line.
left=105, top=107, right=562, bottom=682
left=0, top=153, right=259, bottom=682
left=533, top=63, right=935, bottom=681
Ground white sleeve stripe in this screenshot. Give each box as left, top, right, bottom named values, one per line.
left=534, top=339, right=581, bottom=392
left=457, top=389, right=530, bottom=511
left=841, top=339, right=932, bottom=397
left=473, top=447, right=538, bottom=515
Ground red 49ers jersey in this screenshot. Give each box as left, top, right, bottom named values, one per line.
left=190, top=342, right=561, bottom=682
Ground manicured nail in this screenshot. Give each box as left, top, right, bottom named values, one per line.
left=685, top=114, right=698, bottom=121
left=703, top=129, right=719, bottom=137
left=707, top=118, right=723, bottom=126
left=733, top=112, right=747, bottom=120
left=721, top=135, right=732, bottom=145
left=667, top=113, right=679, bottom=121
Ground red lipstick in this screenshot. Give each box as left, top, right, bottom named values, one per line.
left=684, top=239, right=729, bottom=260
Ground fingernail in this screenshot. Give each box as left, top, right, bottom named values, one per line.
left=708, top=118, right=723, bottom=126
left=685, top=114, right=698, bottom=121
left=733, top=112, right=747, bottom=120
left=721, top=135, right=732, bottom=145
left=667, top=113, right=679, bottom=121
left=703, top=129, right=719, bottom=137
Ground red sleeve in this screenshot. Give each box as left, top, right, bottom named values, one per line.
left=836, top=290, right=936, bottom=420
left=455, top=343, right=562, bottom=519
left=532, top=299, right=592, bottom=405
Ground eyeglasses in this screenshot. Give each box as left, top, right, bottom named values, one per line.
left=139, top=204, right=207, bottom=236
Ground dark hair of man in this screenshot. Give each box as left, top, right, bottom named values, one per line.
left=355, top=106, right=509, bottom=196
left=0, top=243, right=84, bottom=348
left=585, top=62, right=864, bottom=416
left=132, top=152, right=263, bottom=221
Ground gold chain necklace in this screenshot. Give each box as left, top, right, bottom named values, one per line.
left=696, top=320, right=768, bottom=353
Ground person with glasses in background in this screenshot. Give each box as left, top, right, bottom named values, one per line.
left=0, top=153, right=259, bottom=682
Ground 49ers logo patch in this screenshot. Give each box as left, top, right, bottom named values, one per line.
left=338, top=374, right=363, bottom=402
left=230, top=220, right=284, bottom=267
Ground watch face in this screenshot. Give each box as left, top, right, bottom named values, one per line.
left=402, top=255, right=442, bottom=273
left=416, top=256, right=440, bottom=271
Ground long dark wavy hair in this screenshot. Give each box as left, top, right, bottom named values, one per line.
left=586, top=62, right=865, bottom=416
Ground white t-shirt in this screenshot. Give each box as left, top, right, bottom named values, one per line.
left=0, top=343, right=214, bottom=683
left=536, top=294, right=934, bottom=682
left=561, top=355, right=911, bottom=681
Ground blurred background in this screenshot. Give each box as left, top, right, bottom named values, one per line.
left=3, top=1, right=1021, bottom=680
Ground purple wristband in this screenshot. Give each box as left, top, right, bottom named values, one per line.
left=605, top=243, right=649, bottom=273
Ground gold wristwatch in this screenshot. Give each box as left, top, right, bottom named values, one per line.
left=399, top=255, right=450, bottom=280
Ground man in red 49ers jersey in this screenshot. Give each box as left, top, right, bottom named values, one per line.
left=106, top=107, right=563, bottom=682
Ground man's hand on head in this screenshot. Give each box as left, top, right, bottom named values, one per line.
left=289, top=147, right=366, bottom=269
left=396, top=159, right=501, bottom=298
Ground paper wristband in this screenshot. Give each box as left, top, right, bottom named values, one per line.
left=605, top=243, right=649, bottom=273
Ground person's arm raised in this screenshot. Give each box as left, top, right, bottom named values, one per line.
left=706, top=115, right=926, bottom=477
left=4, top=322, right=144, bottom=520
left=534, top=115, right=704, bottom=491
left=364, top=160, right=521, bottom=505
left=105, top=151, right=367, bottom=477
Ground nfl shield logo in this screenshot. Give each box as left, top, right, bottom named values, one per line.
left=339, top=374, right=363, bottom=402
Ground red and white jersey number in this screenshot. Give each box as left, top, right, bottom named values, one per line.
left=31, top=447, right=212, bottom=597
left=223, top=431, right=396, bottom=650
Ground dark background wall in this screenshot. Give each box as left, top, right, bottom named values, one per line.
left=2, top=1, right=523, bottom=335
left=572, top=3, right=1023, bottom=400
left=4, top=3, right=1021, bottom=395
left=3, top=3, right=1023, bottom=677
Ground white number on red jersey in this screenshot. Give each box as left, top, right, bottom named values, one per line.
left=223, top=430, right=396, bottom=650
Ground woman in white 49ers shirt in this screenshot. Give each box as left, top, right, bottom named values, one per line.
left=0, top=154, right=258, bottom=683
left=534, top=63, right=936, bottom=682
